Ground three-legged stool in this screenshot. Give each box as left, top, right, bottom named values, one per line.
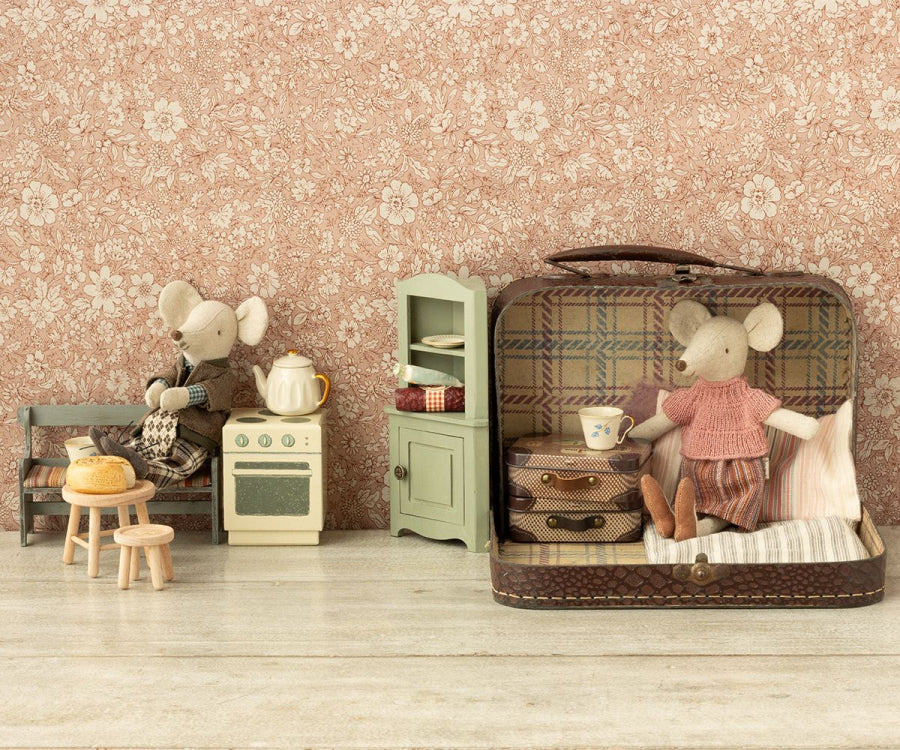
left=114, top=524, right=175, bottom=590
left=61, top=480, right=155, bottom=577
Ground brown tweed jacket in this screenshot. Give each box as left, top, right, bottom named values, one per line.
left=137, top=356, right=236, bottom=450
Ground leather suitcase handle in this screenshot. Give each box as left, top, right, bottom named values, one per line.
left=543, top=245, right=764, bottom=278
left=539, top=472, right=600, bottom=492
left=547, top=515, right=605, bottom=532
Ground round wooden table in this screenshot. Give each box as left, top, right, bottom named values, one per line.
left=61, top=480, right=156, bottom=578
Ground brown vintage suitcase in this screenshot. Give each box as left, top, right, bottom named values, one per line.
left=489, top=246, right=886, bottom=609
left=506, top=434, right=649, bottom=543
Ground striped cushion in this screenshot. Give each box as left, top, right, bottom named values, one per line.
left=23, top=465, right=67, bottom=488
left=643, top=516, right=868, bottom=564
left=173, top=472, right=211, bottom=488
left=762, top=400, right=860, bottom=522
left=499, top=539, right=648, bottom=566
left=23, top=464, right=211, bottom=489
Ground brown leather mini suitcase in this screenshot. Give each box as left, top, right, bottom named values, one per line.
left=490, top=246, right=886, bottom=609
left=506, top=435, right=649, bottom=543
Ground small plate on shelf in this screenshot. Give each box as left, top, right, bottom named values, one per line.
left=421, top=334, right=465, bottom=349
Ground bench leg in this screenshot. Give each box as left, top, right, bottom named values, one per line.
left=63, top=505, right=82, bottom=564
left=88, top=507, right=101, bottom=578
left=211, top=467, right=221, bottom=544
left=19, top=489, right=28, bottom=548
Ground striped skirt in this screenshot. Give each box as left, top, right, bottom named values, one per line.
left=680, top=457, right=767, bottom=531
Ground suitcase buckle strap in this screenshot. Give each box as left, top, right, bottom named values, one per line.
left=546, top=515, right=606, bottom=532
left=540, top=472, right=598, bottom=491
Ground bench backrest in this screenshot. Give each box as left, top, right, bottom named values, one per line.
left=18, top=404, right=148, bottom=427
left=18, top=405, right=149, bottom=460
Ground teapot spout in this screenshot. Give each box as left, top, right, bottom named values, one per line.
left=252, top=365, right=268, bottom=401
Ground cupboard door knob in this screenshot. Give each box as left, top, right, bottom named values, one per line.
left=394, top=465, right=408, bottom=480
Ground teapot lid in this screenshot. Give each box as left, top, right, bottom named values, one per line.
left=273, top=349, right=313, bottom=368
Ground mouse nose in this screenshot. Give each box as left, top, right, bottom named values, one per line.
left=170, top=329, right=182, bottom=342
left=675, top=359, right=687, bottom=372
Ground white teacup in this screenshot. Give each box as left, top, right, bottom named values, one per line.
left=578, top=407, right=635, bottom=451
left=64, top=436, right=98, bottom=461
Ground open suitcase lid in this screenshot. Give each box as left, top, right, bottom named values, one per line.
left=493, top=244, right=859, bottom=454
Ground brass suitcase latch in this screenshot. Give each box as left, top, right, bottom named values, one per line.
left=672, top=553, right=729, bottom=587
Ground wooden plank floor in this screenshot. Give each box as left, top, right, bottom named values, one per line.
left=0, top=528, right=897, bottom=749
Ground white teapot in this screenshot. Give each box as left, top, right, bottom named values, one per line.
left=253, top=350, right=331, bottom=416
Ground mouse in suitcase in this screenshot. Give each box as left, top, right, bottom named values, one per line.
left=630, top=299, right=819, bottom=541
left=489, top=245, right=885, bottom=609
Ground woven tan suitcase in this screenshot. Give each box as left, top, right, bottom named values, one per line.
left=506, top=435, right=649, bottom=542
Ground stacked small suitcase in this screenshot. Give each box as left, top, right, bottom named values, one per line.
left=489, top=246, right=886, bottom=609
left=505, top=435, right=649, bottom=543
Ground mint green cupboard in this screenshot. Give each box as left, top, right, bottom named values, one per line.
left=386, top=274, right=489, bottom=552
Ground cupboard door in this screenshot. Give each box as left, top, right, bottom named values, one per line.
left=397, top=427, right=464, bottom=525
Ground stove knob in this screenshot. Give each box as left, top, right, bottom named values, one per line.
left=281, top=434, right=295, bottom=448
left=235, top=434, right=249, bottom=448
left=258, top=433, right=272, bottom=448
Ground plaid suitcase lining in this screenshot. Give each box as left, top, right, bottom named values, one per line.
left=495, top=285, right=854, bottom=441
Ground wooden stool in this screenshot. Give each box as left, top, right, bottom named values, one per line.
left=114, top=524, right=175, bottom=590
left=61, top=480, right=155, bottom=578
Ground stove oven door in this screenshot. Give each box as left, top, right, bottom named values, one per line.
left=224, top=454, right=323, bottom=531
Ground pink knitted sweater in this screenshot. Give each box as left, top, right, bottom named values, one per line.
left=662, top=376, right=781, bottom=460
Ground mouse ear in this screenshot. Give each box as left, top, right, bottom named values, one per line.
left=668, top=300, right=711, bottom=347
left=236, top=296, right=269, bottom=345
left=159, top=280, right=203, bottom=329
left=744, top=302, right=783, bottom=352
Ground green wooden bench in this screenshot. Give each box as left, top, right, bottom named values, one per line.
left=18, top=404, right=222, bottom=547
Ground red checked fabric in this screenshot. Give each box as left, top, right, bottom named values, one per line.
left=394, top=387, right=465, bottom=412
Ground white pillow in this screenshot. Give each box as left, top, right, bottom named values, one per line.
left=648, top=392, right=861, bottom=522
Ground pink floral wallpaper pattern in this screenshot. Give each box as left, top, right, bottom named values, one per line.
left=1, top=0, right=899, bottom=530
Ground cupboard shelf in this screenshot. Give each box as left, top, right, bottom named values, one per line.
left=409, top=343, right=466, bottom=358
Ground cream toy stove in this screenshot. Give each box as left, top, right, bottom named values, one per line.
left=222, top=408, right=327, bottom=545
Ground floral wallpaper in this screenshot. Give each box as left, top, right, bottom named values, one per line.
left=1, top=0, right=899, bottom=532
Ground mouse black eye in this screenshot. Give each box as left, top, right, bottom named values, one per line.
left=725, top=348, right=730, bottom=354
left=217, top=330, right=221, bottom=336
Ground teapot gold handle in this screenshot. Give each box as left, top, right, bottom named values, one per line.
left=315, top=373, right=331, bottom=407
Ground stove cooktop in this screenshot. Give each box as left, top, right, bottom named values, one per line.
left=233, top=408, right=315, bottom=425
left=224, top=408, right=326, bottom=452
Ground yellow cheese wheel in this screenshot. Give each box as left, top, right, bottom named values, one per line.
left=66, top=455, right=137, bottom=494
